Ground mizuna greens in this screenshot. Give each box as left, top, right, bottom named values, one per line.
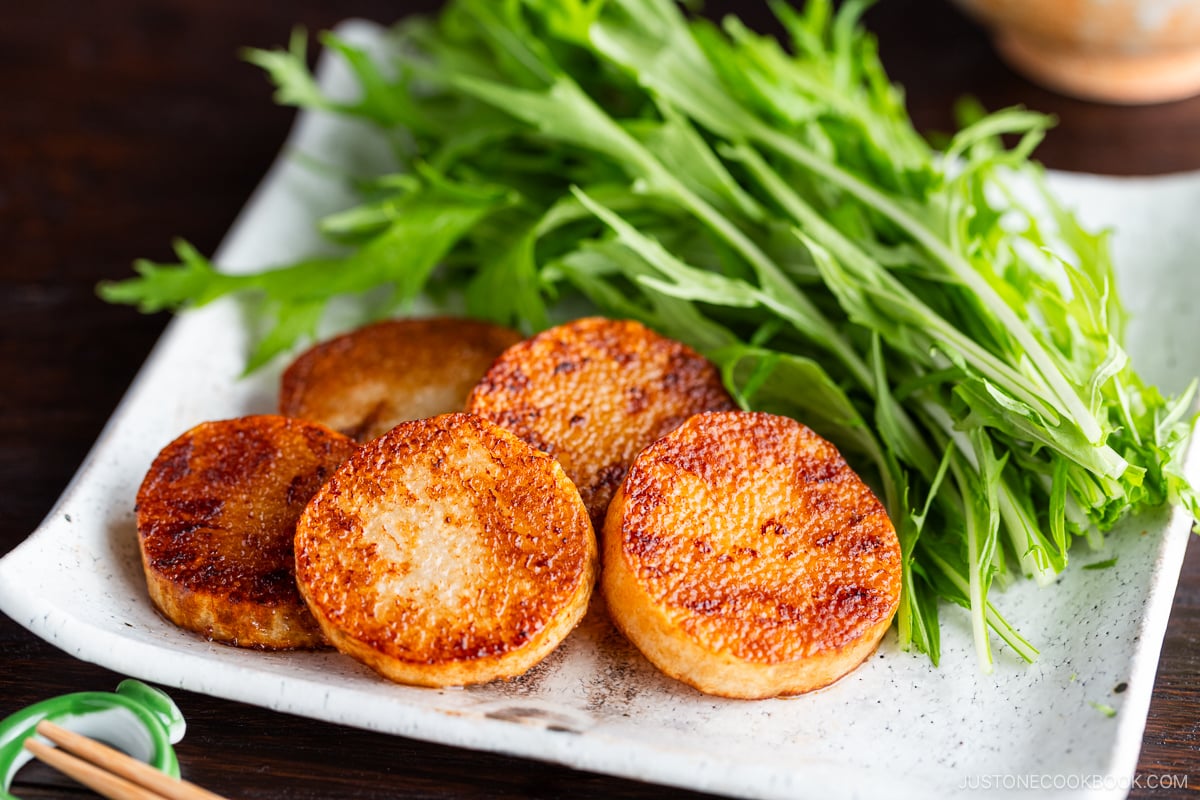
left=100, top=0, right=1199, bottom=669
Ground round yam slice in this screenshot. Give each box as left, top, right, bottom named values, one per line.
left=136, top=415, right=357, bottom=649
left=602, top=411, right=901, bottom=698
left=294, top=412, right=597, bottom=687
left=280, top=317, right=522, bottom=442
left=466, top=317, right=735, bottom=528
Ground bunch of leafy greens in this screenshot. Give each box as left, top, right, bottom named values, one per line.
left=101, top=0, right=1198, bottom=669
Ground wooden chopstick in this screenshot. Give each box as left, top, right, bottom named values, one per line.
left=23, top=738, right=163, bottom=800
left=24, top=720, right=229, bottom=800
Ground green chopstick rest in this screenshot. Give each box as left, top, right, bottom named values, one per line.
left=0, top=679, right=185, bottom=799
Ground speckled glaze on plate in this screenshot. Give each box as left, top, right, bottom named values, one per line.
left=1, top=21, right=1198, bottom=800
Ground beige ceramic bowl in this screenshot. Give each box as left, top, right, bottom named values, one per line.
left=955, top=0, right=1200, bottom=104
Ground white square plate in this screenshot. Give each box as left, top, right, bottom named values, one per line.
left=3, top=20, right=1199, bottom=800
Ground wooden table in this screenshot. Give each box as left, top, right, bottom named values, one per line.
left=3, top=1, right=1197, bottom=797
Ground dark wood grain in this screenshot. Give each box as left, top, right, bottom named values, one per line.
left=1, top=1, right=1196, bottom=798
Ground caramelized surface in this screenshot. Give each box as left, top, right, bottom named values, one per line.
left=280, top=317, right=522, bottom=442
left=466, top=317, right=734, bottom=528
left=295, top=412, right=597, bottom=687
left=602, top=411, right=901, bottom=698
left=136, top=415, right=357, bottom=648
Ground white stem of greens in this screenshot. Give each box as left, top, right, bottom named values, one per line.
left=751, top=125, right=1107, bottom=447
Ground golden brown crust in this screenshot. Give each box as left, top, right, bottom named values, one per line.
left=602, top=411, right=901, bottom=698
left=279, top=317, right=522, bottom=442
left=465, top=317, right=735, bottom=528
left=136, top=415, right=357, bottom=649
left=294, top=412, right=597, bottom=687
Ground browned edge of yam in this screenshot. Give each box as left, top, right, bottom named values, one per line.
left=602, top=410, right=901, bottom=698
left=295, top=412, right=598, bottom=686
left=136, top=414, right=357, bottom=649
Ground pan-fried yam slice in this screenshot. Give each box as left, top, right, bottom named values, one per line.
left=603, top=411, right=901, bottom=698
left=466, top=317, right=735, bottom=528
left=280, top=317, right=522, bottom=442
left=295, top=412, right=597, bottom=687
left=136, top=415, right=357, bottom=649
